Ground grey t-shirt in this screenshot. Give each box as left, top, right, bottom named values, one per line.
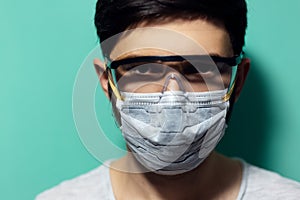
left=36, top=160, right=300, bottom=200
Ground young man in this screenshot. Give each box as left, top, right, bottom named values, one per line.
left=37, top=0, right=300, bottom=199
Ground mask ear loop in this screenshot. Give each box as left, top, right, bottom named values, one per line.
left=223, top=51, right=243, bottom=102
left=107, top=68, right=124, bottom=101
left=223, top=80, right=236, bottom=102
left=222, top=65, right=238, bottom=102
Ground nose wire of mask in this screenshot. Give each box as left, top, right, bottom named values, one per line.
left=161, top=73, right=186, bottom=93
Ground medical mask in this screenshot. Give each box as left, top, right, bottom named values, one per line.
left=115, top=88, right=229, bottom=175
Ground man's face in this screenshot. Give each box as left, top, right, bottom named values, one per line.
left=108, top=18, right=235, bottom=94
left=100, top=18, right=244, bottom=126
left=92, top=18, right=250, bottom=173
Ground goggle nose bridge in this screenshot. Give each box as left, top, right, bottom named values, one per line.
left=162, top=73, right=186, bottom=93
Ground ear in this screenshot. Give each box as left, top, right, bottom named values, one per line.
left=234, top=58, right=250, bottom=102
left=94, top=58, right=110, bottom=99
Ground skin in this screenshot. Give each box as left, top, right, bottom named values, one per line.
left=94, top=18, right=250, bottom=200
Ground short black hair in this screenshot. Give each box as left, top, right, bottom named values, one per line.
left=94, top=0, right=248, bottom=56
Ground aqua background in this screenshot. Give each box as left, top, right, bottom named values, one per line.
left=1, top=0, right=300, bottom=199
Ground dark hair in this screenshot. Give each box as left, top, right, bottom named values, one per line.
left=94, top=0, right=248, bottom=55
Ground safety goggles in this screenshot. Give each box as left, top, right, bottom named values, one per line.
left=105, top=54, right=243, bottom=100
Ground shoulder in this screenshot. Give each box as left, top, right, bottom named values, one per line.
left=243, top=162, right=300, bottom=200
left=35, top=163, right=113, bottom=200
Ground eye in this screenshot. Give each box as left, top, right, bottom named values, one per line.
left=198, top=65, right=215, bottom=73
left=195, top=62, right=216, bottom=73
left=117, top=62, right=150, bottom=75
left=182, top=66, right=198, bottom=74
left=132, top=63, right=164, bottom=75
left=134, top=64, right=151, bottom=74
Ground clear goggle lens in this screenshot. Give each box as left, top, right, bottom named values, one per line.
left=107, top=55, right=241, bottom=95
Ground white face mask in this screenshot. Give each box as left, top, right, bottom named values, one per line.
left=116, top=89, right=229, bottom=175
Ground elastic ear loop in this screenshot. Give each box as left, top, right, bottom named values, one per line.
left=223, top=81, right=236, bottom=101
left=223, top=66, right=238, bottom=102
left=107, top=69, right=124, bottom=100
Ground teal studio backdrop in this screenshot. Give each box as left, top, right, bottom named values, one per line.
left=1, top=0, right=300, bottom=199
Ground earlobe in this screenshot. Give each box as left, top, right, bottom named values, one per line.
left=234, top=58, right=250, bottom=102
left=94, top=58, right=110, bottom=99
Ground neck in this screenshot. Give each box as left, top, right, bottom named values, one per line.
left=141, top=153, right=218, bottom=199
left=110, top=152, right=242, bottom=200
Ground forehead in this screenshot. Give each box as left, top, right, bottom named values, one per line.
left=109, top=19, right=234, bottom=60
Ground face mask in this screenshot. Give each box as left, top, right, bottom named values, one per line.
left=115, top=89, right=229, bottom=175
